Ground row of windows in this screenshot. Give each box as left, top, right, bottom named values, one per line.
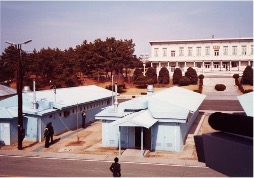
left=58, top=99, right=111, bottom=118
left=154, top=45, right=253, bottom=57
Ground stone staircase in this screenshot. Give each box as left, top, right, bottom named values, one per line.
left=202, top=77, right=240, bottom=100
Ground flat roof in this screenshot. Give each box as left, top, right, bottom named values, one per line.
left=149, top=37, right=253, bottom=45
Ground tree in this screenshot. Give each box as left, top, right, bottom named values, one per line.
left=145, top=67, right=157, bottom=84
left=133, top=68, right=143, bottom=83
left=241, top=66, right=253, bottom=85
left=173, top=68, right=182, bottom=84
left=158, top=67, right=170, bottom=84
left=185, top=67, right=198, bottom=84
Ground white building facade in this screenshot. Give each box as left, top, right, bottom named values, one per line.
left=148, top=37, right=253, bottom=75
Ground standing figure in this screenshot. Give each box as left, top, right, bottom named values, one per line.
left=47, top=122, right=54, bottom=144
left=110, top=157, right=121, bottom=177
left=44, top=126, right=50, bottom=148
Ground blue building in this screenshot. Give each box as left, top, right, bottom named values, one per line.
left=0, top=85, right=113, bottom=145
left=95, top=86, right=206, bottom=153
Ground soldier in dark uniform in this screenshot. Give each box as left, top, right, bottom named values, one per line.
left=44, top=126, right=50, bottom=148
left=47, top=122, right=54, bottom=144
left=109, top=157, right=121, bottom=177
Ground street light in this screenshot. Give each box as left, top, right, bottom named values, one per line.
left=140, top=54, right=149, bottom=76
left=5, top=39, right=32, bottom=150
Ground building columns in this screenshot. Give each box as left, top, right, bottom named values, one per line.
left=239, top=60, right=241, bottom=71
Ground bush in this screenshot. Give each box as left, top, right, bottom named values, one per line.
left=241, top=66, right=253, bottom=85
left=233, top=74, right=239, bottom=79
left=179, top=76, right=191, bottom=86
left=173, top=68, right=182, bottom=84
left=158, top=67, right=170, bottom=84
left=145, top=67, right=157, bottom=84
left=105, top=83, right=126, bottom=93
left=133, top=68, right=143, bottom=82
left=198, top=74, right=204, bottom=80
left=134, top=75, right=153, bottom=88
left=185, top=67, right=198, bottom=84
left=215, top=84, right=226, bottom=91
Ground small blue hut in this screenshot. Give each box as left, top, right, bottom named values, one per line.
left=95, top=86, right=206, bottom=153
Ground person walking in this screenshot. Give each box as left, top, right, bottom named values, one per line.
left=44, top=126, right=50, bottom=148
left=109, top=157, right=121, bottom=177
left=47, top=122, right=54, bottom=144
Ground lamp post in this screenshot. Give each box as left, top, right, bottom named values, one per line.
left=5, top=40, right=32, bottom=150
left=140, top=54, right=149, bottom=76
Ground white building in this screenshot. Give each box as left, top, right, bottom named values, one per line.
left=148, top=37, right=253, bottom=75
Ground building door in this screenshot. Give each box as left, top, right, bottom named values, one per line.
left=0, top=123, right=10, bottom=145
left=135, top=127, right=151, bottom=150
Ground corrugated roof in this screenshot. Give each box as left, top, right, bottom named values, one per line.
left=237, top=92, right=253, bottom=117
left=0, top=85, right=16, bottom=96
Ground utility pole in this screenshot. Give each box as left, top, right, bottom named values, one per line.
left=6, top=40, right=32, bottom=150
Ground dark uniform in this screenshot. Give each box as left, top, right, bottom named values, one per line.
left=44, top=127, right=50, bottom=148
left=47, top=122, right=54, bottom=144
left=110, top=157, right=121, bottom=177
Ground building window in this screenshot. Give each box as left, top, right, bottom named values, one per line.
left=242, top=46, right=247, bottom=55
left=196, top=47, right=201, bottom=56
left=205, top=46, right=210, bottom=56
left=171, top=50, right=175, bottom=57
left=154, top=48, right=159, bottom=57
left=49, top=115, right=52, bottom=118
left=223, top=46, right=228, bottom=55
left=188, top=47, right=192, bottom=56
left=162, top=48, right=167, bottom=57
left=251, top=45, right=253, bottom=55
left=179, top=47, right=184, bottom=56
left=232, top=46, right=237, bottom=55
left=214, top=62, right=219, bottom=68
left=214, top=50, right=219, bottom=56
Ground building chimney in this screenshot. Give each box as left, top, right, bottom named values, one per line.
left=33, top=80, right=37, bottom=109
left=114, top=82, right=118, bottom=111
left=147, top=85, right=154, bottom=95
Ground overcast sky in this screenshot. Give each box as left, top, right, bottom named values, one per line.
left=1, top=1, right=253, bottom=56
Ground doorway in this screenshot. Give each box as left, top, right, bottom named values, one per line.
left=134, top=127, right=151, bottom=150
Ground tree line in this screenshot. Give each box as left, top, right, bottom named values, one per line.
left=0, top=37, right=144, bottom=89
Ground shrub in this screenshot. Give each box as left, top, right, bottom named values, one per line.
left=105, top=83, right=126, bottom=93
left=179, top=76, right=191, bottom=86
left=233, top=74, right=239, bottom=79
left=173, top=68, right=182, bottom=84
left=158, top=67, right=170, bottom=84
left=241, top=66, right=253, bottom=85
left=198, top=74, right=204, bottom=80
left=145, top=67, right=157, bottom=84
left=133, top=68, right=143, bottom=82
left=185, top=67, right=198, bottom=84
left=134, top=75, right=153, bottom=88
left=215, top=84, right=226, bottom=91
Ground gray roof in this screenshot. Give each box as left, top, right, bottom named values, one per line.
left=96, top=86, right=206, bottom=124
left=0, top=85, right=113, bottom=119
left=0, top=85, right=16, bottom=96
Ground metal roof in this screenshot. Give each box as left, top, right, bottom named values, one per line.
left=111, top=110, right=158, bottom=129
left=237, top=92, right=253, bottom=117
left=0, top=85, right=16, bottom=97
left=0, top=85, right=113, bottom=119
left=96, top=86, right=206, bottom=124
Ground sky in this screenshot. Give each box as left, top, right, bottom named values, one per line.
left=0, top=1, right=253, bottom=57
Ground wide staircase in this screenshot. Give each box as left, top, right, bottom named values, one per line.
left=202, top=76, right=240, bottom=100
